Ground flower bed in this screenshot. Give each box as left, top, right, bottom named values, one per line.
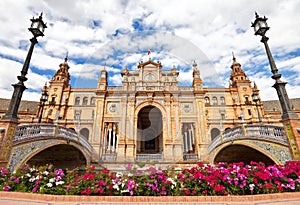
left=0, top=161, right=299, bottom=196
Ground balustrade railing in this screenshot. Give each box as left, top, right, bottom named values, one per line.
left=136, top=154, right=163, bottom=161
left=183, top=153, right=198, bottom=161
left=13, top=123, right=92, bottom=153
left=208, top=124, right=287, bottom=152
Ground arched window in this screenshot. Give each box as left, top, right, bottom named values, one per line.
left=220, top=97, right=225, bottom=105
left=211, top=128, right=220, bottom=141
left=205, top=97, right=210, bottom=105
left=80, top=128, right=89, bottom=141
left=75, top=97, right=80, bottom=105
left=212, top=97, right=218, bottom=105
left=83, top=97, right=88, bottom=105
left=90, top=97, right=96, bottom=105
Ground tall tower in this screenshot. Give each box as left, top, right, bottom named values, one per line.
left=97, top=67, right=108, bottom=90
left=229, top=54, right=263, bottom=122
left=45, top=54, right=71, bottom=122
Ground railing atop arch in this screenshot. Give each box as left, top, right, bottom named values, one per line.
left=13, top=123, right=92, bottom=153
left=208, top=124, right=288, bottom=153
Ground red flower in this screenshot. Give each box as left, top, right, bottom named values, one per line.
left=184, top=189, right=190, bottom=195
left=263, top=183, right=274, bottom=189
left=102, top=169, right=109, bottom=173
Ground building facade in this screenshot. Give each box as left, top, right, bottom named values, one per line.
left=18, top=54, right=296, bottom=165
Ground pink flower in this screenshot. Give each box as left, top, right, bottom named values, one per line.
left=1, top=169, right=9, bottom=175
left=32, top=185, right=39, bottom=192
left=3, top=185, right=10, bottom=191
left=125, top=164, right=133, bottom=170
left=66, top=185, right=71, bottom=191
left=14, top=178, right=19, bottom=183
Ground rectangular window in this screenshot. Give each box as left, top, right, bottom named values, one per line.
left=248, top=109, right=252, bottom=115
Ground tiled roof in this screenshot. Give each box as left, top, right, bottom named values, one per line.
left=0, top=98, right=39, bottom=114
left=262, top=98, right=300, bottom=112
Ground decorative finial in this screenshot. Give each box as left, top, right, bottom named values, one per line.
left=39, top=12, right=43, bottom=19
left=193, top=60, right=197, bottom=68
left=255, top=12, right=259, bottom=18
left=64, top=51, right=68, bottom=63
left=232, top=51, right=236, bottom=62
left=253, top=81, right=257, bottom=88
left=42, top=82, right=47, bottom=90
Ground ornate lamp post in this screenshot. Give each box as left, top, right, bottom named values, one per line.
left=38, top=84, right=48, bottom=123
left=252, top=92, right=262, bottom=123
left=3, top=13, right=47, bottom=122
left=251, top=12, right=297, bottom=119
left=252, top=12, right=300, bottom=160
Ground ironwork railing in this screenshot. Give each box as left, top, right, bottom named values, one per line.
left=208, top=124, right=288, bottom=153
left=13, top=123, right=92, bottom=153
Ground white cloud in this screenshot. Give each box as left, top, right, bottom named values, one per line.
left=0, top=0, right=299, bottom=104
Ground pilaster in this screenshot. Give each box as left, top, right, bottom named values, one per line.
left=0, top=119, right=18, bottom=168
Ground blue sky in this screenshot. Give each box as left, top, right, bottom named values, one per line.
left=0, top=0, right=299, bottom=101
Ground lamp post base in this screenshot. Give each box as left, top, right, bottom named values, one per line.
left=281, top=118, right=300, bottom=160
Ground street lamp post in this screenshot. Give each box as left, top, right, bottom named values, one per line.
left=3, top=13, right=47, bottom=122
left=252, top=92, right=262, bottom=123
left=251, top=12, right=297, bottom=119
left=38, top=84, right=48, bottom=123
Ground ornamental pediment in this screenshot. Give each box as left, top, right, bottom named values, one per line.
left=138, top=58, right=162, bottom=69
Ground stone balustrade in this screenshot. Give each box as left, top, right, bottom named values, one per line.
left=208, top=124, right=288, bottom=153
left=13, top=123, right=92, bottom=153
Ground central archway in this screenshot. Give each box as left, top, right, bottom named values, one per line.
left=137, top=105, right=163, bottom=154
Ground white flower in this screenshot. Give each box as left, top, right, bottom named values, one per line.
left=30, top=168, right=36, bottom=172
left=43, top=171, right=49, bottom=175
left=26, top=173, right=31, bottom=177
left=46, top=183, right=53, bottom=187
left=116, top=172, right=123, bottom=178
left=29, top=177, right=35, bottom=182
left=55, top=181, right=65, bottom=186
left=113, top=184, right=119, bottom=190
left=249, top=183, right=255, bottom=191
left=49, top=178, right=55, bottom=183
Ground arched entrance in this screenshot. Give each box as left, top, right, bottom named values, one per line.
left=137, top=106, right=163, bottom=154
left=214, top=145, right=275, bottom=166
left=26, top=144, right=87, bottom=169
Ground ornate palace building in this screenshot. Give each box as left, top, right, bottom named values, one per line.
left=1, top=54, right=299, bottom=169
